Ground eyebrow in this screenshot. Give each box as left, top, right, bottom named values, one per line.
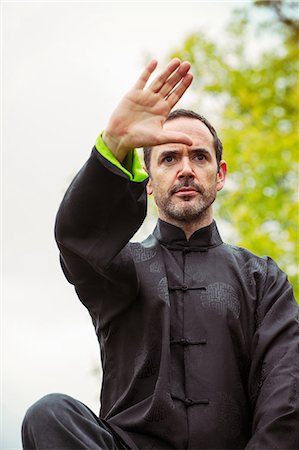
left=190, top=148, right=211, bottom=157
left=158, top=148, right=211, bottom=163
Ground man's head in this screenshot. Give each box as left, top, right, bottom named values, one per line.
left=145, top=110, right=227, bottom=231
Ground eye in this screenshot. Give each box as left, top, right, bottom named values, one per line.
left=162, top=154, right=177, bottom=164
left=194, top=153, right=206, bottom=161
left=165, top=155, right=174, bottom=163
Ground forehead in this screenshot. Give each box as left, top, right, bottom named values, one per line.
left=155, top=117, right=215, bottom=153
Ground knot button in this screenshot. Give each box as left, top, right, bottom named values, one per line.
left=184, top=398, right=194, bottom=406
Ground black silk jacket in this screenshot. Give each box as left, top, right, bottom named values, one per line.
left=55, top=148, right=299, bottom=450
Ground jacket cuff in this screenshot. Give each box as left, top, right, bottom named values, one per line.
left=95, top=132, right=148, bottom=182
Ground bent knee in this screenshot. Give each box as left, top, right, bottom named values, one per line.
left=23, top=393, right=74, bottom=427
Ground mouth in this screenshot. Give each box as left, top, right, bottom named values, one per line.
left=174, top=188, right=199, bottom=198
left=171, top=181, right=202, bottom=197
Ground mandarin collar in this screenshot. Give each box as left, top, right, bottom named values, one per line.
left=153, top=219, right=223, bottom=250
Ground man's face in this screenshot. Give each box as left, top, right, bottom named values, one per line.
left=146, top=117, right=227, bottom=224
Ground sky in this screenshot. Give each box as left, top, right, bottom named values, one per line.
left=2, top=1, right=267, bottom=448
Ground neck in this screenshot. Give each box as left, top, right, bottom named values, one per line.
left=158, top=208, right=214, bottom=240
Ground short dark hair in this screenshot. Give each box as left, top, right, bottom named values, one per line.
left=143, top=109, right=223, bottom=172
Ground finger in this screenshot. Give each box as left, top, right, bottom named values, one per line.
left=148, top=58, right=182, bottom=93
left=156, top=130, right=193, bottom=147
left=166, top=73, right=193, bottom=109
left=159, top=61, right=191, bottom=98
left=134, top=59, right=158, bottom=90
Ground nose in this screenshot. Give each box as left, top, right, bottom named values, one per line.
left=178, top=157, right=194, bottom=179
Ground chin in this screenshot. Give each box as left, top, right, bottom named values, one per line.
left=167, top=207, right=205, bottom=223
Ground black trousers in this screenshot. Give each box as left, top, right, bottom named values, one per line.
left=21, top=393, right=127, bottom=450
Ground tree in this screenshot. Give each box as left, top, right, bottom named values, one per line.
left=170, top=2, right=299, bottom=297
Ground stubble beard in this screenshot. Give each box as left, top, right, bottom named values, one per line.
left=154, top=183, right=217, bottom=224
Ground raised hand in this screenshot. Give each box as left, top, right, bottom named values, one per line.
left=103, top=58, right=193, bottom=162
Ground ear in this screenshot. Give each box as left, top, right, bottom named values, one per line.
left=216, top=160, right=227, bottom=192
left=146, top=177, right=153, bottom=195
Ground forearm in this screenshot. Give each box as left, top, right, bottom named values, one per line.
left=102, top=129, right=129, bottom=163
left=55, top=147, right=148, bottom=272
left=95, top=132, right=148, bottom=182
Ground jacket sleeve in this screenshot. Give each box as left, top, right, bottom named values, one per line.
left=54, top=147, right=148, bottom=328
left=246, top=257, right=299, bottom=450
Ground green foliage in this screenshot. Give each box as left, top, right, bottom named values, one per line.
left=170, top=5, right=299, bottom=298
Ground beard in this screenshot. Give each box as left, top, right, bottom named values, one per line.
left=153, top=178, right=217, bottom=224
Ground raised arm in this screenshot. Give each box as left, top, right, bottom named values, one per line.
left=56, top=59, right=193, bottom=277
left=55, top=58, right=194, bottom=317
left=103, top=58, right=193, bottom=162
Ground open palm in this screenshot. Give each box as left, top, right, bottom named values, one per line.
left=103, top=59, right=193, bottom=161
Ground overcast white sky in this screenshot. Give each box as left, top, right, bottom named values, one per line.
left=2, top=1, right=268, bottom=448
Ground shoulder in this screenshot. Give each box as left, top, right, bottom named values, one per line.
left=223, top=242, right=296, bottom=301
left=219, top=243, right=295, bottom=298
left=223, top=243, right=288, bottom=276
left=219, top=243, right=269, bottom=284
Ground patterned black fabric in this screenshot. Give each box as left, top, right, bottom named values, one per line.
left=55, top=148, right=299, bottom=450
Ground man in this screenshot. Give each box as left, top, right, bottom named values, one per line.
left=22, top=59, right=299, bottom=449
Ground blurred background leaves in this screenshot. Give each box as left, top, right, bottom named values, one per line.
left=169, top=0, right=299, bottom=298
